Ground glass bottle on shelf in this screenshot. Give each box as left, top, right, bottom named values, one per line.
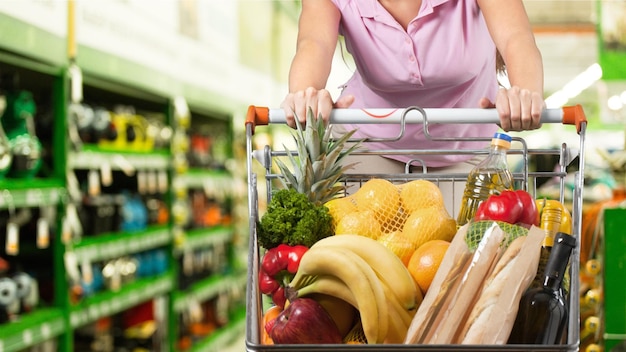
left=508, top=232, right=577, bottom=344
left=456, top=132, right=514, bottom=226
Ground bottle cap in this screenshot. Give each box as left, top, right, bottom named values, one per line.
left=493, top=132, right=512, bottom=142
left=491, top=132, right=512, bottom=149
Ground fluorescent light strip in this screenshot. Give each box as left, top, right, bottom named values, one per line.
left=545, top=63, right=603, bottom=108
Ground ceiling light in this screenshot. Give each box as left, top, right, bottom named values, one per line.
left=608, top=95, right=623, bottom=111
left=545, top=63, right=603, bottom=108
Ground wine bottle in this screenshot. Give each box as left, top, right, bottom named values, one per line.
left=508, top=232, right=577, bottom=344
left=530, top=203, right=563, bottom=289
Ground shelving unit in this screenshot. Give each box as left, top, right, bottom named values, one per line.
left=0, top=14, right=245, bottom=352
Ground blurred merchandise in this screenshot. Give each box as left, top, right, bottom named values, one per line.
left=0, top=73, right=42, bottom=179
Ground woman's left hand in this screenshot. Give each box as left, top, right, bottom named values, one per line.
left=479, top=86, right=545, bottom=131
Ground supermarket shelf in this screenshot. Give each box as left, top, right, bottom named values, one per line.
left=71, top=225, right=172, bottom=263
left=173, top=275, right=228, bottom=313
left=0, top=179, right=66, bottom=209
left=0, top=308, right=65, bottom=352
left=69, top=270, right=174, bottom=328
left=176, top=169, right=231, bottom=190
left=189, top=306, right=247, bottom=352
left=68, top=147, right=171, bottom=171
left=176, top=225, right=234, bottom=253
left=173, top=272, right=246, bottom=313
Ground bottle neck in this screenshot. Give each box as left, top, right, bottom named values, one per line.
left=543, top=275, right=563, bottom=291
left=542, top=233, right=576, bottom=292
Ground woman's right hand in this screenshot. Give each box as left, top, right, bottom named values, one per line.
left=281, top=87, right=354, bottom=128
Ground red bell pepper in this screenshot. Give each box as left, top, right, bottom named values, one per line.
left=258, top=244, right=308, bottom=308
left=474, top=189, right=538, bottom=226
left=514, top=189, right=539, bottom=226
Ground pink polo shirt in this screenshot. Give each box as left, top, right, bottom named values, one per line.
left=330, top=0, right=499, bottom=167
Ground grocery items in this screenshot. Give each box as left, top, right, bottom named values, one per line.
left=259, top=244, right=308, bottom=308
left=458, top=232, right=542, bottom=344
left=531, top=198, right=567, bottom=289
left=274, top=108, right=361, bottom=205
left=286, top=235, right=420, bottom=344
left=257, top=188, right=333, bottom=249
left=405, top=222, right=543, bottom=344
left=269, top=297, right=343, bottom=344
left=509, top=232, right=577, bottom=344
left=474, top=189, right=539, bottom=226
left=246, top=105, right=587, bottom=350
left=407, top=239, right=450, bottom=295
left=457, top=132, right=514, bottom=226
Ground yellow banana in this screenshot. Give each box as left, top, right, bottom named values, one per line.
left=289, top=246, right=389, bottom=344
left=382, top=283, right=415, bottom=328
left=312, top=234, right=421, bottom=310
left=296, top=275, right=358, bottom=307
left=385, top=302, right=410, bottom=344
left=296, top=271, right=414, bottom=344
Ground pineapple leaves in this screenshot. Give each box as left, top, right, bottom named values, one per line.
left=275, top=107, right=363, bottom=205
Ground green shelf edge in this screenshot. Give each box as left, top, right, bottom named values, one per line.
left=188, top=307, right=247, bottom=352
left=68, top=148, right=171, bottom=171
left=0, top=14, right=66, bottom=68
left=69, top=270, right=174, bottom=328
left=173, top=271, right=246, bottom=313
left=0, top=179, right=66, bottom=209
left=0, top=308, right=65, bottom=352
left=177, top=225, right=234, bottom=253
left=71, top=225, right=172, bottom=263
left=176, top=169, right=232, bottom=189
left=172, top=275, right=228, bottom=313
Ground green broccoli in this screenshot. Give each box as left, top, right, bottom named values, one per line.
left=257, top=188, right=333, bottom=249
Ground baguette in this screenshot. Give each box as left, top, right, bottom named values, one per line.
left=429, top=224, right=505, bottom=344
left=458, top=235, right=525, bottom=343
left=459, top=226, right=544, bottom=344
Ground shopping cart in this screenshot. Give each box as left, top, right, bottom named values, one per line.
left=244, top=105, right=588, bottom=352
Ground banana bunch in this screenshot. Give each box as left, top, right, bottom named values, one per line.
left=288, top=234, right=422, bottom=344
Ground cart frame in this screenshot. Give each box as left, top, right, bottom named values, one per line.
left=244, top=105, right=588, bottom=352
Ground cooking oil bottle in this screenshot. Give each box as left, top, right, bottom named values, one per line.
left=456, top=132, right=514, bottom=226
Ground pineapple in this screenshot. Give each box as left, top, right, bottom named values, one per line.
left=275, top=108, right=362, bottom=205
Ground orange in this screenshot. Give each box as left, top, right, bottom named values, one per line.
left=402, top=207, right=456, bottom=250
left=399, top=180, right=445, bottom=213
left=262, top=305, right=282, bottom=345
left=407, top=239, right=450, bottom=294
left=377, top=231, right=416, bottom=266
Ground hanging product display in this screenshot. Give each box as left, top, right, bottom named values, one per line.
left=0, top=76, right=42, bottom=179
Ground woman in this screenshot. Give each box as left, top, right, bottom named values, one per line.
left=281, top=0, right=545, bottom=214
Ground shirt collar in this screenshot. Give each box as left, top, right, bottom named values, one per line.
left=359, top=0, right=452, bottom=18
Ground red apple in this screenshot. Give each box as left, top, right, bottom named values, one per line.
left=269, top=297, right=343, bottom=344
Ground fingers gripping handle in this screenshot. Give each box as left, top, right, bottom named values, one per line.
left=246, top=105, right=587, bottom=133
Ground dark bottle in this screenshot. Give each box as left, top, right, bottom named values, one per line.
left=530, top=204, right=563, bottom=289
left=508, top=232, right=577, bottom=344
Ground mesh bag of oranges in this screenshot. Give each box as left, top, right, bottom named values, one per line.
left=325, top=179, right=457, bottom=258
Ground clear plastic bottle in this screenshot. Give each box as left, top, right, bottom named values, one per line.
left=456, top=132, right=514, bottom=226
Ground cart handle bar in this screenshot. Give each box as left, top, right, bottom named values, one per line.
left=246, top=105, right=587, bottom=134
